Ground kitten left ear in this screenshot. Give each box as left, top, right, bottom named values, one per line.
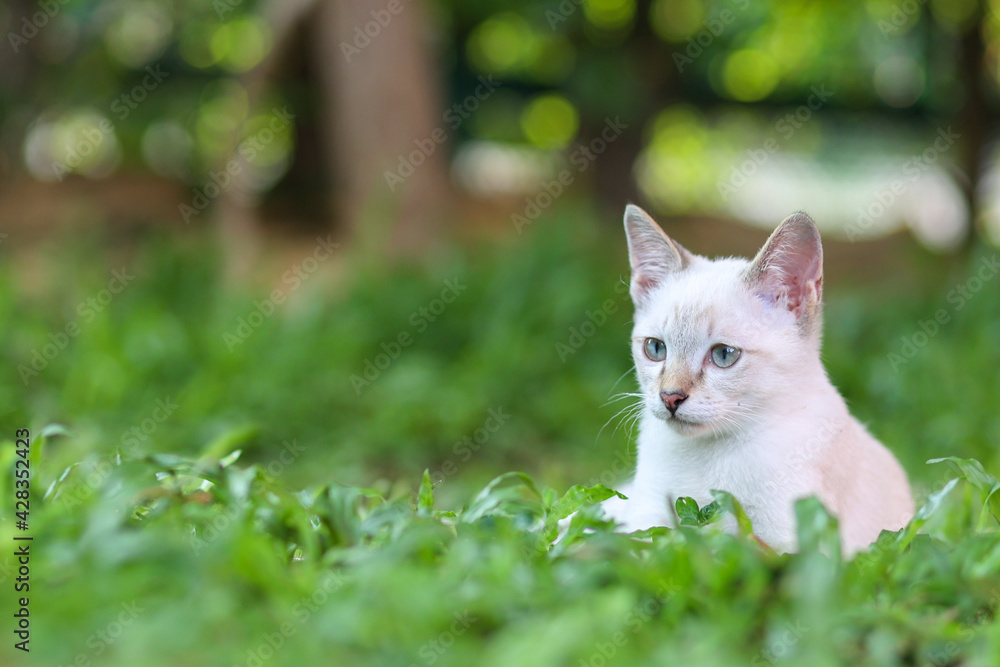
left=624, top=205, right=694, bottom=308
left=744, top=212, right=824, bottom=325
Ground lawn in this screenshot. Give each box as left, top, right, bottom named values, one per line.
left=2, top=205, right=1000, bottom=666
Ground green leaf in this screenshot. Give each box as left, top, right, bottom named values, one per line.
left=794, top=496, right=841, bottom=558
left=675, top=496, right=701, bottom=526
left=219, top=449, right=243, bottom=468
left=699, top=501, right=723, bottom=525
left=549, top=484, right=625, bottom=521
left=462, top=472, right=543, bottom=524
left=627, top=526, right=672, bottom=539
left=896, top=477, right=959, bottom=550
left=146, top=452, right=191, bottom=469
left=928, top=458, right=1000, bottom=529
left=710, top=489, right=754, bottom=537
left=927, top=457, right=998, bottom=492
left=225, top=464, right=260, bottom=503
left=198, top=426, right=260, bottom=464
left=39, top=423, right=73, bottom=440
left=34, top=423, right=72, bottom=468
left=979, top=483, right=1000, bottom=530
left=417, top=469, right=434, bottom=513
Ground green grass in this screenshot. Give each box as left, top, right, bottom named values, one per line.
left=2, top=204, right=1000, bottom=665
left=4, top=438, right=1000, bottom=667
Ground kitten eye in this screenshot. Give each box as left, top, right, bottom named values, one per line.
left=643, top=338, right=666, bottom=362
left=710, top=344, right=741, bottom=368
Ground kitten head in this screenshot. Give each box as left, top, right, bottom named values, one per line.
left=623, top=205, right=824, bottom=437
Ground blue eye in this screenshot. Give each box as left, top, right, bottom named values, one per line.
left=710, top=344, right=741, bottom=368
left=643, top=338, right=666, bottom=361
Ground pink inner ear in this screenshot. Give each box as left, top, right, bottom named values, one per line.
left=632, top=273, right=660, bottom=298
left=769, top=251, right=821, bottom=314
left=624, top=207, right=685, bottom=306
left=753, top=221, right=823, bottom=319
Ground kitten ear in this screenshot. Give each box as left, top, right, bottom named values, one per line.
left=744, top=212, right=824, bottom=324
left=623, top=205, right=692, bottom=308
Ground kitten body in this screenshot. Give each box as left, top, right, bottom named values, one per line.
left=602, top=206, right=913, bottom=554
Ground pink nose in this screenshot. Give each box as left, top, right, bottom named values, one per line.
left=660, top=391, right=688, bottom=414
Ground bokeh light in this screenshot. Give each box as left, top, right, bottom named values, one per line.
left=649, top=0, right=705, bottom=42
left=195, top=80, right=251, bottom=163
left=179, top=21, right=222, bottom=69
left=583, top=0, right=636, bottom=32
left=105, top=2, right=173, bottom=67
left=636, top=105, right=716, bottom=211
left=520, top=94, right=580, bottom=149
left=211, top=16, right=273, bottom=73
left=23, top=109, right=122, bottom=181
left=874, top=56, right=926, bottom=107
left=721, top=49, right=780, bottom=101
left=466, top=13, right=575, bottom=82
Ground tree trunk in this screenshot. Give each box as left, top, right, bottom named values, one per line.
left=958, top=13, right=987, bottom=250
left=313, top=0, right=452, bottom=255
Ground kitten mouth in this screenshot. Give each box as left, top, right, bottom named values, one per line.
left=667, top=415, right=702, bottom=430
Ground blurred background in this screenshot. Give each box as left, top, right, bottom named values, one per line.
left=3, top=0, right=1000, bottom=506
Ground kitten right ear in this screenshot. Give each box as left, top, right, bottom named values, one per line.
left=743, top=212, right=823, bottom=328
left=624, top=205, right=691, bottom=308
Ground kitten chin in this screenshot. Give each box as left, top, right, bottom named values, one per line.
left=601, top=205, right=914, bottom=555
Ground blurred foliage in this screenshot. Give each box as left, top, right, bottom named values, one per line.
left=4, top=0, right=997, bottom=223
left=2, top=423, right=1000, bottom=665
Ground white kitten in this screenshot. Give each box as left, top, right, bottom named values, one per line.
left=601, top=205, right=914, bottom=554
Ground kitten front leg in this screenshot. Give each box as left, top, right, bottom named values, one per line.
left=597, top=483, right=631, bottom=523
left=600, top=482, right=675, bottom=533
left=557, top=482, right=671, bottom=539
left=557, top=482, right=640, bottom=539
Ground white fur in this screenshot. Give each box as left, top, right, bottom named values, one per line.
left=602, top=206, right=914, bottom=554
